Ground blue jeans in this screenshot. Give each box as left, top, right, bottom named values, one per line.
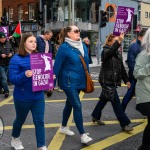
left=12, top=100, right=45, bottom=148
left=0, top=66, right=9, bottom=93
left=122, top=80, right=136, bottom=111
left=63, top=89, right=85, bottom=134
left=92, top=85, right=131, bottom=127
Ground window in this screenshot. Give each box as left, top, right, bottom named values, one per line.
left=145, top=12, right=148, bottom=18
left=8, top=7, right=13, bottom=22
left=18, top=5, right=23, bottom=21
left=29, top=3, right=35, bottom=20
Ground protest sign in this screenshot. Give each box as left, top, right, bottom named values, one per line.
left=113, top=6, right=134, bottom=36
left=30, top=53, right=54, bottom=92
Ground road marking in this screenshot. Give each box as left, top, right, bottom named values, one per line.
left=4, top=119, right=146, bottom=130
left=47, top=91, right=85, bottom=150
left=0, top=96, right=13, bottom=107
left=5, top=96, right=136, bottom=105
left=81, top=122, right=147, bottom=150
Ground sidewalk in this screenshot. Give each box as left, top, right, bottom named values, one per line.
left=89, top=52, right=128, bottom=68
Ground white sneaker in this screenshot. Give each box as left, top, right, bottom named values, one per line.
left=59, top=127, right=75, bottom=136
left=38, top=146, right=47, bottom=150
left=11, top=137, right=24, bottom=150
left=81, top=133, right=93, bottom=144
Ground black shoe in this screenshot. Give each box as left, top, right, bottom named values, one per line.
left=0, top=89, right=4, bottom=94
left=47, top=91, right=53, bottom=97
left=92, top=118, right=105, bottom=125
left=138, top=145, right=150, bottom=150
left=4, top=93, right=9, bottom=98
left=122, top=124, right=133, bottom=132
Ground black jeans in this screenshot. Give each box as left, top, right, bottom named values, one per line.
left=92, top=84, right=131, bottom=127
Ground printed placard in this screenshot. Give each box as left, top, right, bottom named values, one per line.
left=113, top=6, right=134, bottom=36
left=30, top=53, right=54, bottom=92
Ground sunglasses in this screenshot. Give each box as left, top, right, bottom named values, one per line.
left=70, top=29, right=81, bottom=33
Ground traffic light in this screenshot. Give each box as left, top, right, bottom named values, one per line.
left=133, top=15, right=137, bottom=30
left=100, top=10, right=108, bottom=28
left=38, top=11, right=43, bottom=27
left=1, top=16, right=7, bottom=26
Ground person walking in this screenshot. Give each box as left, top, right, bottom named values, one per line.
left=122, top=30, right=145, bottom=111
left=83, top=37, right=93, bottom=64
left=36, top=30, right=53, bottom=97
left=133, top=28, right=150, bottom=150
left=53, top=25, right=93, bottom=144
left=36, top=30, right=53, bottom=54
left=9, top=33, right=48, bottom=150
left=91, top=33, right=133, bottom=132
left=0, top=32, right=13, bottom=98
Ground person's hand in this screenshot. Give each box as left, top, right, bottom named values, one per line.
left=1, top=54, right=7, bottom=58
left=118, top=33, right=124, bottom=43
left=25, top=70, right=33, bottom=77
left=7, top=53, right=12, bottom=57
left=53, top=74, right=56, bottom=80
left=126, top=82, right=131, bottom=89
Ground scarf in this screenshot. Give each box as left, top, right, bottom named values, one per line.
left=65, top=37, right=84, bottom=56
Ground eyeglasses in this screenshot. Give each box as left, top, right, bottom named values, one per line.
left=70, top=29, right=81, bottom=33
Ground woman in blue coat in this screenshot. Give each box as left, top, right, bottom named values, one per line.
left=9, top=33, right=47, bottom=150
left=53, top=25, right=92, bottom=144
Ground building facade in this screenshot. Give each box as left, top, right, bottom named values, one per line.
left=1, top=0, right=149, bottom=53
left=2, top=0, right=39, bottom=35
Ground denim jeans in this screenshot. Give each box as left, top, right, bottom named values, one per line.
left=63, top=89, right=85, bottom=134
left=12, top=100, right=45, bottom=148
left=122, top=80, right=136, bottom=111
left=0, top=66, right=9, bottom=93
left=92, top=84, right=131, bottom=127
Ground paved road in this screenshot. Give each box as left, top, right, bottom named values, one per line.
left=0, top=66, right=145, bottom=150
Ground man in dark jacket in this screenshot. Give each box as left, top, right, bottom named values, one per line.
left=0, top=32, right=13, bottom=98
left=36, top=30, right=53, bottom=53
left=122, top=30, right=145, bottom=111
left=36, top=30, right=53, bottom=97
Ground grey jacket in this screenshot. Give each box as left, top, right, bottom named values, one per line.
left=133, top=50, right=150, bottom=104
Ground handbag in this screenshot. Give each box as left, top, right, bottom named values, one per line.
left=100, top=84, right=115, bottom=102
left=79, top=55, right=94, bottom=93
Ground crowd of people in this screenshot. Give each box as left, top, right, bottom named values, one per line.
left=0, top=26, right=149, bottom=150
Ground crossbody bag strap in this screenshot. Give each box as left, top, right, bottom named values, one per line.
left=79, top=55, right=88, bottom=74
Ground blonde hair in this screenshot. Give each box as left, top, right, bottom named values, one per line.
left=104, top=34, right=116, bottom=46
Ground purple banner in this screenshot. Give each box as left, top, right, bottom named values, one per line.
left=113, top=6, right=134, bottom=36
left=30, top=53, right=54, bottom=92
left=0, top=26, right=9, bottom=37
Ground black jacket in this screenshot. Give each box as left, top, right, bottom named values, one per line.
left=0, top=41, right=13, bottom=66
left=99, top=41, right=129, bottom=86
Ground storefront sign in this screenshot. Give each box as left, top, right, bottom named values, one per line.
left=30, top=53, right=54, bottom=92
left=113, top=6, right=134, bottom=36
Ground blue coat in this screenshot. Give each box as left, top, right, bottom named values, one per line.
left=9, top=54, right=44, bottom=102
left=53, top=42, right=89, bottom=90
left=36, top=36, right=52, bottom=53
left=127, top=40, right=142, bottom=81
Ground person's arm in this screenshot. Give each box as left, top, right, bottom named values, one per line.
left=134, top=53, right=150, bottom=80
left=9, top=56, right=30, bottom=85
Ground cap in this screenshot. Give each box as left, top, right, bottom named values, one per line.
left=0, top=32, right=6, bottom=38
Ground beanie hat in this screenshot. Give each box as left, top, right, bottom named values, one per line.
left=0, top=32, right=6, bottom=38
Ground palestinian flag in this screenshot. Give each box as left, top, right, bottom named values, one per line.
left=13, top=22, right=21, bottom=38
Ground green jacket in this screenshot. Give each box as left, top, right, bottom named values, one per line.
left=134, top=50, right=150, bottom=104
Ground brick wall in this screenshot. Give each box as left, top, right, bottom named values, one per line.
left=2, top=0, right=39, bottom=22
left=0, top=0, right=2, bottom=18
